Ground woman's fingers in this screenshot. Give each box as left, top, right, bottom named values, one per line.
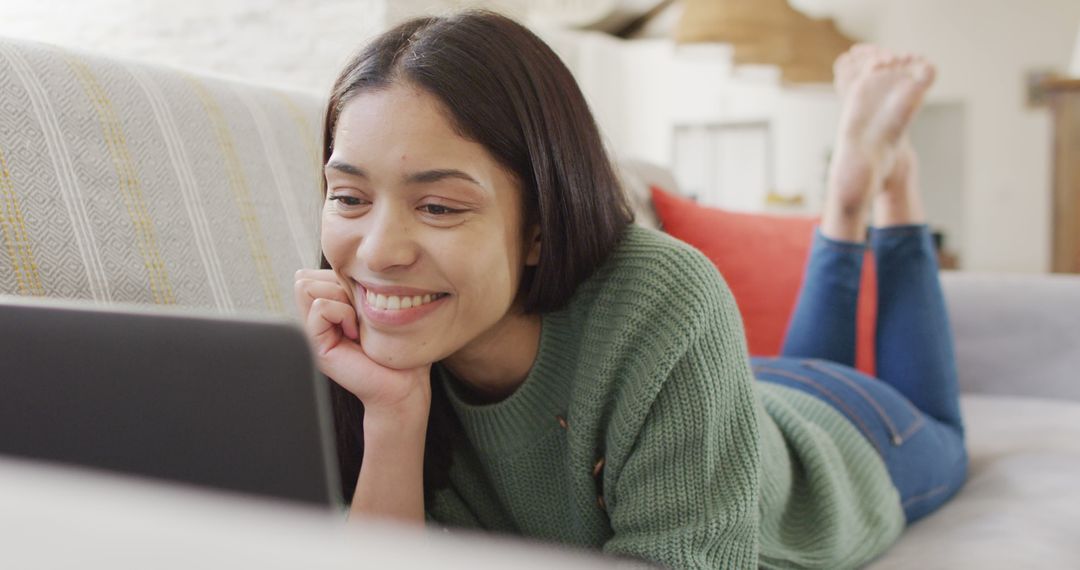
left=303, top=298, right=372, bottom=397
left=294, top=268, right=339, bottom=283
left=304, top=297, right=360, bottom=357
left=294, top=277, right=433, bottom=407
left=294, top=276, right=352, bottom=318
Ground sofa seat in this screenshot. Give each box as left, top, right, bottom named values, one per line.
left=869, top=394, right=1080, bottom=568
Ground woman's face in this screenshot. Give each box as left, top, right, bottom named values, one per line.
left=321, top=83, right=538, bottom=370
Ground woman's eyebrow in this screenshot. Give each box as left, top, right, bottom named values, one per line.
left=405, top=169, right=482, bottom=186
left=326, top=161, right=485, bottom=192
left=325, top=159, right=367, bottom=178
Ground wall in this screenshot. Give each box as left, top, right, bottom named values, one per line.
left=872, top=0, right=1080, bottom=273
left=910, top=103, right=967, bottom=260
left=0, top=0, right=522, bottom=96
left=0, top=0, right=394, bottom=95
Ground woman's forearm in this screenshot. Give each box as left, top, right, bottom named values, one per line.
left=349, top=402, right=429, bottom=526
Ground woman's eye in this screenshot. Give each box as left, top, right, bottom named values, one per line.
left=420, top=204, right=463, bottom=216
left=328, top=195, right=365, bottom=207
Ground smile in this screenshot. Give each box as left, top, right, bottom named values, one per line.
left=365, top=290, right=450, bottom=311
left=355, top=282, right=451, bottom=327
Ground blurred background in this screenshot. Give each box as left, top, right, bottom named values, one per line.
left=2, top=0, right=1078, bottom=273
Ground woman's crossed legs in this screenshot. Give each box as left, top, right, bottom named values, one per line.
left=754, top=45, right=967, bottom=524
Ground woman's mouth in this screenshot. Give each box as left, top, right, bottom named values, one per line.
left=356, top=283, right=450, bottom=327
left=364, top=290, right=450, bottom=311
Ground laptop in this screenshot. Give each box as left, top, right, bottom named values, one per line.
left=0, top=295, right=342, bottom=510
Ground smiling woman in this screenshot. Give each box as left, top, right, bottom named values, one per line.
left=293, top=9, right=969, bottom=570
left=297, top=8, right=632, bottom=528
left=321, top=81, right=553, bottom=378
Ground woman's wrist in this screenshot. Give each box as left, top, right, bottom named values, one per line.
left=359, top=364, right=433, bottom=429
left=363, top=399, right=430, bottom=439
left=352, top=387, right=430, bottom=526
left=362, top=381, right=432, bottom=432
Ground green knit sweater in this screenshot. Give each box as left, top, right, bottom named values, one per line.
left=426, top=225, right=904, bottom=569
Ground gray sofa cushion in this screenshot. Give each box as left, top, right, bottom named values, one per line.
left=943, top=271, right=1080, bottom=401
left=869, top=394, right=1080, bottom=568
left=0, top=38, right=324, bottom=315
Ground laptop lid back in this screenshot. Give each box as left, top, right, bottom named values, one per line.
left=0, top=296, right=342, bottom=509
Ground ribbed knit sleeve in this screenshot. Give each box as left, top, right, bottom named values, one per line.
left=601, top=239, right=763, bottom=569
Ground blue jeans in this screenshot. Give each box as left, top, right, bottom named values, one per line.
left=751, top=225, right=968, bottom=524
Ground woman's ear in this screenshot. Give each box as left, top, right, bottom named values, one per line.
left=525, top=226, right=541, bottom=266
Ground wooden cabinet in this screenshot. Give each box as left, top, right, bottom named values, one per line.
left=1047, top=78, right=1080, bottom=273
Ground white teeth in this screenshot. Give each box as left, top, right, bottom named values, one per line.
left=364, top=290, right=444, bottom=311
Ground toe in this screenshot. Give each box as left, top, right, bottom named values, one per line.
left=870, top=55, right=893, bottom=71
left=914, top=60, right=937, bottom=88
left=834, top=47, right=868, bottom=93
left=851, top=45, right=884, bottom=71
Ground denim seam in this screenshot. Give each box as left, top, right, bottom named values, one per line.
left=901, top=484, right=949, bottom=508
left=897, top=413, right=926, bottom=442
left=801, top=360, right=926, bottom=445
left=754, top=366, right=884, bottom=456
left=801, top=360, right=900, bottom=439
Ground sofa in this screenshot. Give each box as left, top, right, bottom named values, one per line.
left=1, top=37, right=1078, bottom=568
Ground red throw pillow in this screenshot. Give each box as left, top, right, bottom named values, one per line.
left=650, top=186, right=877, bottom=375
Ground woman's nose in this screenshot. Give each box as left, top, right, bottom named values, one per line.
left=356, top=204, right=419, bottom=273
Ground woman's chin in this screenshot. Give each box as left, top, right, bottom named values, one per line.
left=359, top=329, right=439, bottom=371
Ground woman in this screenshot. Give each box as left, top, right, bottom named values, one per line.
left=293, top=11, right=967, bottom=569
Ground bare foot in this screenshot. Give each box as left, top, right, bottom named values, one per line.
left=821, top=45, right=935, bottom=240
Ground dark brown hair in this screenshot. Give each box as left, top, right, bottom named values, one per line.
left=318, top=10, right=633, bottom=506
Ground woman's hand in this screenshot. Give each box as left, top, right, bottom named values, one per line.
left=293, top=269, right=431, bottom=413
left=296, top=269, right=429, bottom=525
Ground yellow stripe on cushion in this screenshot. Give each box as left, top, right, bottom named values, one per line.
left=66, top=56, right=176, bottom=305
left=188, top=76, right=283, bottom=312
left=0, top=146, right=45, bottom=296
left=277, top=91, right=321, bottom=177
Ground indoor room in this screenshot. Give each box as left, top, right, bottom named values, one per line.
left=1, top=1, right=1078, bottom=568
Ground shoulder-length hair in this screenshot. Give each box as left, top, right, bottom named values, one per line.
left=318, top=9, right=633, bottom=506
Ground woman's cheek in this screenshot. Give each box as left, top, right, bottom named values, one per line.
left=320, top=217, right=352, bottom=263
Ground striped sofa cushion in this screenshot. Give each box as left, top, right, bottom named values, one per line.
left=0, top=37, right=326, bottom=316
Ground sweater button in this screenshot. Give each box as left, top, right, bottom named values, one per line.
left=592, top=457, right=605, bottom=478
left=596, top=495, right=606, bottom=510
left=555, top=415, right=568, bottom=429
